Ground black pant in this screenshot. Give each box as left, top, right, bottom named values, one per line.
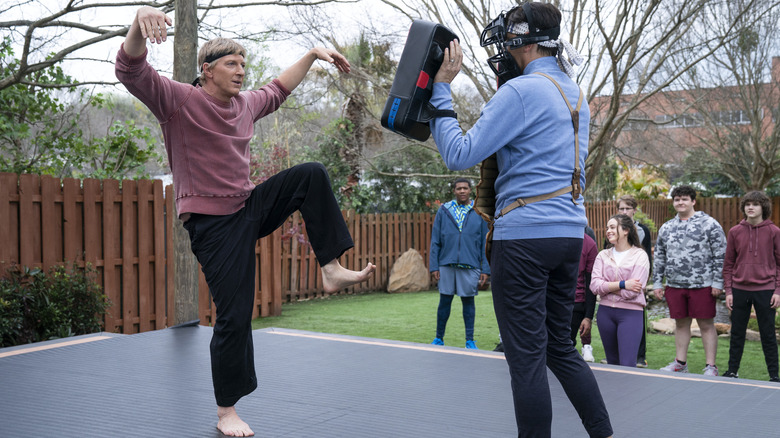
left=570, top=302, right=591, bottom=346
left=491, top=239, right=612, bottom=438
left=728, top=288, right=779, bottom=377
left=184, top=162, right=354, bottom=406
left=637, top=307, right=647, bottom=361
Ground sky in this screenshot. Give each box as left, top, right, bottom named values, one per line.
left=5, top=0, right=414, bottom=93
left=4, top=0, right=505, bottom=98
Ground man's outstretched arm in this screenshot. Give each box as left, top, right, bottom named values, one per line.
left=123, top=7, right=172, bottom=57
left=276, top=48, right=350, bottom=92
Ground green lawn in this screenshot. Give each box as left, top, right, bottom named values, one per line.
left=252, top=290, right=777, bottom=382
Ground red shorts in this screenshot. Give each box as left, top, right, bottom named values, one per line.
left=665, top=286, right=716, bottom=319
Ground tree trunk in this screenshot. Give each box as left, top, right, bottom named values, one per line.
left=171, top=0, right=200, bottom=326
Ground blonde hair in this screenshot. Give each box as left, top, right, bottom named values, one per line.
left=197, top=38, right=246, bottom=84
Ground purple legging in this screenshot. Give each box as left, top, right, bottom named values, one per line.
left=596, top=305, right=643, bottom=367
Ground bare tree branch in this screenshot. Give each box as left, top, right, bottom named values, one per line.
left=201, top=0, right=358, bottom=9
left=0, top=0, right=352, bottom=90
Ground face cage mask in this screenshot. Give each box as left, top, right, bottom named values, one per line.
left=480, top=5, right=560, bottom=84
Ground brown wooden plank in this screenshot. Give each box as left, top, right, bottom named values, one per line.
left=298, top=215, right=308, bottom=297
left=392, top=213, right=400, bottom=271
left=259, top=237, right=271, bottom=317
left=165, top=185, right=175, bottom=328
left=40, top=176, right=61, bottom=272
left=137, top=180, right=152, bottom=333
left=18, top=174, right=40, bottom=269
left=774, top=198, right=780, bottom=225
left=152, top=181, right=166, bottom=329
left=373, top=213, right=381, bottom=291
left=361, top=211, right=368, bottom=290
left=295, top=214, right=307, bottom=299
left=102, top=179, right=120, bottom=333
left=284, top=217, right=293, bottom=302
left=413, top=213, right=420, bottom=258
left=297, top=237, right=308, bottom=296
left=82, top=178, right=103, bottom=331
left=121, top=180, right=137, bottom=334
left=62, top=178, right=82, bottom=264
left=272, top=229, right=282, bottom=316
left=0, top=173, right=17, bottom=273
left=307, top=228, right=317, bottom=296
left=408, top=213, right=414, bottom=251
left=381, top=213, right=389, bottom=289
left=82, top=179, right=101, bottom=268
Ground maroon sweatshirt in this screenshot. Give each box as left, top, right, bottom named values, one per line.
left=723, top=219, right=780, bottom=295
left=115, top=45, right=290, bottom=216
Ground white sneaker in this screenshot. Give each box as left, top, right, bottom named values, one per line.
left=582, top=344, right=594, bottom=362
left=703, top=365, right=719, bottom=376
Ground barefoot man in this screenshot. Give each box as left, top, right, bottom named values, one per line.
left=116, top=7, right=375, bottom=436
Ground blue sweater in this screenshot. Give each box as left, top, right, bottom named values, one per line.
left=429, top=203, right=490, bottom=274
left=430, top=57, right=589, bottom=240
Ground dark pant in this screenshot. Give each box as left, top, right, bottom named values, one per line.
left=596, top=305, right=644, bottom=367
left=184, top=162, right=354, bottom=407
left=436, top=294, right=476, bottom=341
left=728, top=288, right=779, bottom=377
left=491, top=239, right=612, bottom=438
left=570, top=302, right=591, bottom=346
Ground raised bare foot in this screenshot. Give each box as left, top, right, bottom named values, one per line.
left=217, top=406, right=254, bottom=437
left=321, top=260, right=376, bottom=293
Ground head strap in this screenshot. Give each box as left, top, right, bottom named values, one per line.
left=201, top=50, right=235, bottom=71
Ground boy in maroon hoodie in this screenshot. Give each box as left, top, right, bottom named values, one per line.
left=722, top=191, right=780, bottom=381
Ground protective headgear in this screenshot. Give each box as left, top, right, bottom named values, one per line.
left=480, top=3, right=562, bottom=83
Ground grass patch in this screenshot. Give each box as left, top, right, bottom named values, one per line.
left=252, top=290, right=777, bottom=382
left=252, top=290, right=501, bottom=349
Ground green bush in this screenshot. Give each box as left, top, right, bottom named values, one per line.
left=0, top=264, right=110, bottom=347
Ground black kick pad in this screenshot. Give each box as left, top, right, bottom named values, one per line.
left=381, top=20, right=458, bottom=141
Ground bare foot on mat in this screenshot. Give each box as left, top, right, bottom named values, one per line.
left=217, top=406, right=254, bottom=437
left=321, top=260, right=376, bottom=293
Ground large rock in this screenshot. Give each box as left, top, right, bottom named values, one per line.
left=387, top=249, right=430, bottom=293
left=714, top=323, right=731, bottom=335
left=745, top=329, right=763, bottom=342
left=650, top=319, right=736, bottom=338
left=650, top=318, right=676, bottom=335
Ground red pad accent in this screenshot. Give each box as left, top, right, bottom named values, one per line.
left=416, top=71, right=430, bottom=89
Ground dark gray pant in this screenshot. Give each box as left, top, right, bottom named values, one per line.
left=728, top=288, right=779, bottom=377
left=491, top=238, right=612, bottom=438
left=184, top=162, right=353, bottom=406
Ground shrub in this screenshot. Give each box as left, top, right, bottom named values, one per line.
left=0, top=264, right=110, bottom=347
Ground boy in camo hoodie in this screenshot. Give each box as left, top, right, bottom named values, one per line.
left=653, top=185, right=726, bottom=376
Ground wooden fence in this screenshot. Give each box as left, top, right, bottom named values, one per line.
left=3, top=171, right=778, bottom=335
left=1, top=173, right=170, bottom=334
left=0, top=173, right=434, bottom=333
left=586, top=197, right=780, bottom=246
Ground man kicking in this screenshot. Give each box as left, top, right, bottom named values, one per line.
left=116, top=7, right=375, bottom=436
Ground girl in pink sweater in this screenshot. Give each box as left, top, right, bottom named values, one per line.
left=591, top=214, right=650, bottom=367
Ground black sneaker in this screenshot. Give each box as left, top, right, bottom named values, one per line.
left=493, top=342, right=504, bottom=352
left=770, top=376, right=780, bottom=383
left=722, top=370, right=738, bottom=378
